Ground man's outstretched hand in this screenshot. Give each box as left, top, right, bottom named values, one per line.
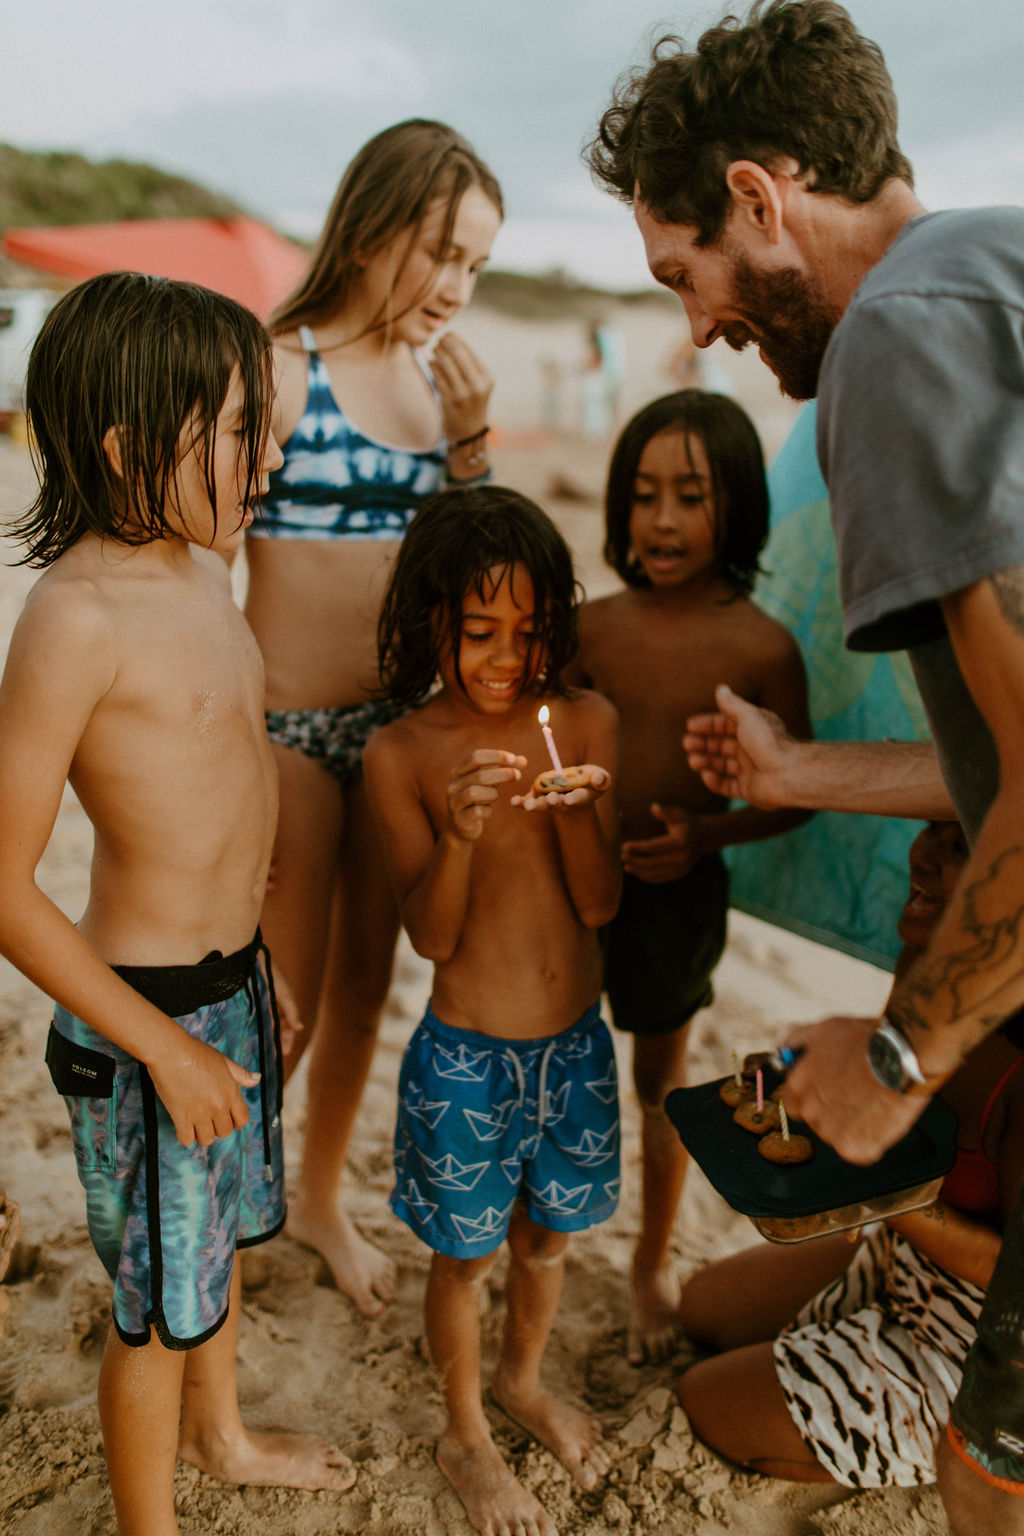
left=683, top=684, right=796, bottom=807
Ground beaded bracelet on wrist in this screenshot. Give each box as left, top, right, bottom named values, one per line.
left=448, top=425, right=490, bottom=468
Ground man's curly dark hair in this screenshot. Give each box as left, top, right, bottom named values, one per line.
left=586, top=0, right=913, bottom=247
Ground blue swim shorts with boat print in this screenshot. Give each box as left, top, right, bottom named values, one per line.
left=391, top=1001, right=620, bottom=1259
left=45, top=932, right=284, bottom=1350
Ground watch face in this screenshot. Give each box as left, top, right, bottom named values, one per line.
left=868, top=1029, right=907, bottom=1092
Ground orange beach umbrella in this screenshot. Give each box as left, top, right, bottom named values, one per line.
left=2, top=215, right=308, bottom=318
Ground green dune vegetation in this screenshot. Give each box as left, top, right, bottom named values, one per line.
left=0, top=142, right=243, bottom=228
left=0, top=141, right=668, bottom=316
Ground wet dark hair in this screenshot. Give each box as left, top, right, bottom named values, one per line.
left=377, top=486, right=580, bottom=708
left=586, top=0, right=913, bottom=247
left=271, top=119, right=503, bottom=338
left=16, top=271, right=274, bottom=567
left=604, top=390, right=768, bottom=593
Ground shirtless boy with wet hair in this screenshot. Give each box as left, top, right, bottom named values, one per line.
left=365, top=486, right=621, bottom=1536
left=0, top=271, right=353, bottom=1535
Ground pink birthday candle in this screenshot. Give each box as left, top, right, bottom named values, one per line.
left=537, top=704, right=563, bottom=773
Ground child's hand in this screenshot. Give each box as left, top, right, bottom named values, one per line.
left=270, top=963, right=305, bottom=1066
left=621, top=802, right=705, bottom=881
left=448, top=749, right=526, bottom=841
left=147, top=1033, right=260, bottom=1148
left=512, top=765, right=611, bottom=812
left=432, top=333, right=494, bottom=446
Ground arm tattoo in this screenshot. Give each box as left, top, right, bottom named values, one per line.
left=893, top=844, right=1024, bottom=1045
left=991, top=567, right=1024, bottom=634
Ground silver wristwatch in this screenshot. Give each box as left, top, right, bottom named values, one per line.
left=867, top=1014, right=927, bottom=1094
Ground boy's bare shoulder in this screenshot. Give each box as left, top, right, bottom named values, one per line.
left=579, top=589, right=633, bottom=632
left=17, top=555, right=119, bottom=657
left=0, top=555, right=129, bottom=721
left=566, top=683, right=618, bottom=727
left=363, top=697, right=442, bottom=773
left=734, top=596, right=803, bottom=662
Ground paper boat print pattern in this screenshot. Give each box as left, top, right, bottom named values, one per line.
left=390, top=1006, right=621, bottom=1258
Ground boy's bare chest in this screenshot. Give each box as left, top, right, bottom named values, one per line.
left=108, top=584, right=265, bottom=734
left=588, top=611, right=753, bottom=716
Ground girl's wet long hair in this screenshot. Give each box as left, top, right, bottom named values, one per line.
left=270, top=119, right=503, bottom=338
left=16, top=271, right=274, bottom=567
left=604, top=390, right=769, bottom=594
left=378, top=486, right=580, bottom=709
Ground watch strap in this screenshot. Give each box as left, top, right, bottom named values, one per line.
left=874, top=1012, right=948, bottom=1096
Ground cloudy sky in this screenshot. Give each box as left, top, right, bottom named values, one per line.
left=6, top=0, right=1024, bottom=289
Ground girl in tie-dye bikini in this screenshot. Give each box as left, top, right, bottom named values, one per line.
left=364, top=486, right=622, bottom=1536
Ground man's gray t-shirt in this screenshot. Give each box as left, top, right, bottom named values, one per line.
left=817, top=206, right=1024, bottom=841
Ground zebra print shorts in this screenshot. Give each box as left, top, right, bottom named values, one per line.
left=773, top=1225, right=984, bottom=1487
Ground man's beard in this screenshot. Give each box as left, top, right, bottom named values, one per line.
left=721, top=252, right=837, bottom=401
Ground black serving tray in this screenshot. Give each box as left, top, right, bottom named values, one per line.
left=665, top=1068, right=958, bottom=1219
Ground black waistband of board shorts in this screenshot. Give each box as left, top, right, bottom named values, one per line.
left=113, top=930, right=263, bottom=1016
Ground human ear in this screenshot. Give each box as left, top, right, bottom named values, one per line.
left=723, top=161, right=786, bottom=245
left=101, top=424, right=126, bottom=480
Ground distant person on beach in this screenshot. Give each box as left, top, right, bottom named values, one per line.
left=664, top=332, right=734, bottom=397
left=677, top=821, right=1024, bottom=1488
left=364, top=487, right=620, bottom=1536
left=663, top=335, right=704, bottom=391
left=579, top=317, right=625, bottom=440
left=0, top=272, right=353, bottom=1536
left=570, top=390, right=810, bottom=1365
left=244, top=120, right=502, bottom=1316
left=589, top=1, right=1024, bottom=1526
left=538, top=355, right=565, bottom=435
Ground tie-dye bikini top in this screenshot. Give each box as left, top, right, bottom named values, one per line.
left=252, top=326, right=447, bottom=541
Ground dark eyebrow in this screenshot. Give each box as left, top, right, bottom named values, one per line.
left=462, top=608, right=534, bottom=623
left=649, top=260, right=688, bottom=290
left=634, top=468, right=709, bottom=484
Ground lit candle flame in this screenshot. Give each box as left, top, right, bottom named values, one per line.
left=538, top=705, right=563, bottom=773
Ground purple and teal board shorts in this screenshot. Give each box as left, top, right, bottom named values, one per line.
left=46, top=932, right=285, bottom=1350
left=391, top=1000, right=620, bottom=1259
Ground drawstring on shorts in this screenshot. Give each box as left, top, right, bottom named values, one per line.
left=504, top=1040, right=558, bottom=1127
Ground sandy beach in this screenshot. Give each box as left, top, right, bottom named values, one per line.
left=0, top=304, right=947, bottom=1535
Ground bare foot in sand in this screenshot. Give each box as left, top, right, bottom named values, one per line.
left=0, top=1187, right=20, bottom=1281
left=178, top=1425, right=356, bottom=1492
left=0, top=1188, right=20, bottom=1343
left=627, top=1255, right=681, bottom=1366
left=491, top=1375, right=610, bottom=1490
left=437, top=1431, right=557, bottom=1536
left=286, top=1200, right=397, bottom=1317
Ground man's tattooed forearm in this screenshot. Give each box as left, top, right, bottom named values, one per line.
left=892, top=844, right=1024, bottom=1037
left=991, top=567, right=1024, bottom=633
